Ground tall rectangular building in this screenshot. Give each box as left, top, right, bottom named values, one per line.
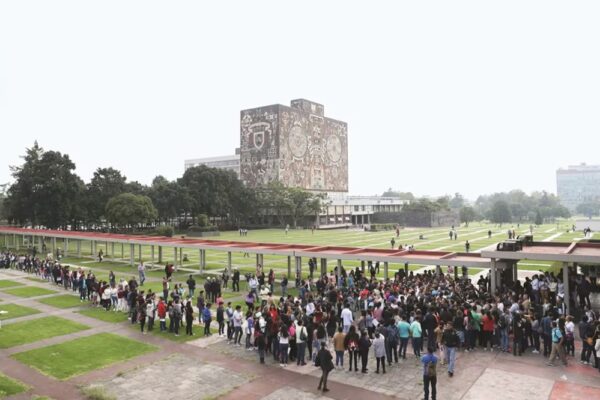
left=556, top=163, right=600, bottom=211
left=240, top=99, right=348, bottom=192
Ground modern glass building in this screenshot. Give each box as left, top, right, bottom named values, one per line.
left=556, top=163, right=600, bottom=211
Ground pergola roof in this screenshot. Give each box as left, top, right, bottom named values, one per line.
left=481, top=241, right=600, bottom=264
left=0, top=227, right=492, bottom=268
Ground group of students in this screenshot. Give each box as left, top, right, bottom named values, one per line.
left=4, top=248, right=600, bottom=399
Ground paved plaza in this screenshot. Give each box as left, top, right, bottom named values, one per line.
left=1, top=268, right=600, bottom=400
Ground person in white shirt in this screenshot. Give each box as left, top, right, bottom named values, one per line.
left=341, top=303, right=353, bottom=333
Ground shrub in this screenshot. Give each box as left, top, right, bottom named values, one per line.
left=188, top=225, right=219, bottom=233
left=154, top=226, right=174, bottom=237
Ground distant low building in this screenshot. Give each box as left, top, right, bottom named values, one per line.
left=556, top=163, right=600, bottom=211
left=184, top=149, right=240, bottom=178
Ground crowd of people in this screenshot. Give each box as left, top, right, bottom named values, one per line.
left=2, top=247, right=600, bottom=398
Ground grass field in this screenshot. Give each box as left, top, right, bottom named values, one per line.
left=36, top=295, right=84, bottom=309
left=78, top=308, right=128, bottom=323
left=0, top=303, right=41, bottom=321
left=0, top=280, right=24, bottom=289
left=12, top=333, right=157, bottom=380
left=0, top=316, right=89, bottom=349
left=1, top=287, right=58, bottom=298
left=0, top=373, right=28, bottom=398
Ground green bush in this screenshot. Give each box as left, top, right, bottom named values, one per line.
left=369, top=223, right=397, bottom=232
left=154, top=226, right=174, bottom=237
left=188, top=225, right=219, bottom=233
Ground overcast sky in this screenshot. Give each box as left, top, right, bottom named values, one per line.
left=1, top=1, right=599, bottom=200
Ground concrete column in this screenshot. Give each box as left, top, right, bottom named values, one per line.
left=129, top=244, right=135, bottom=266
left=490, top=259, right=497, bottom=295
left=384, top=261, right=389, bottom=280
left=91, top=240, right=94, bottom=256
left=15, top=234, right=20, bottom=250
left=295, top=256, right=302, bottom=280
left=106, top=242, right=109, bottom=257
left=512, top=262, right=518, bottom=283
left=51, top=237, right=56, bottom=255
left=111, top=242, right=115, bottom=261
left=138, top=245, right=142, bottom=261
left=227, top=251, right=232, bottom=274
left=121, top=243, right=124, bottom=259
left=435, top=265, right=441, bottom=275
left=39, top=236, right=44, bottom=253
left=200, top=250, right=206, bottom=270
left=199, top=249, right=203, bottom=273
left=173, top=248, right=177, bottom=270
left=256, top=254, right=260, bottom=268
left=158, top=246, right=163, bottom=263
left=320, top=258, right=327, bottom=276
left=179, top=248, right=183, bottom=267
left=77, top=240, right=82, bottom=258
left=453, top=265, right=459, bottom=280
left=563, top=262, right=570, bottom=316
left=64, top=238, right=69, bottom=257
left=287, top=256, right=292, bottom=278
left=361, top=260, right=366, bottom=272
left=337, top=259, right=342, bottom=282
left=151, top=246, right=155, bottom=264
left=404, top=262, right=409, bottom=275
left=462, top=266, right=468, bottom=279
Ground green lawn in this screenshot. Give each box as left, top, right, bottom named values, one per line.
left=0, top=280, right=24, bottom=289
left=2, top=287, right=58, bottom=298
left=25, top=277, right=48, bottom=283
left=0, top=303, right=41, bottom=321
left=0, top=316, right=90, bottom=349
left=78, top=308, right=128, bottom=323
left=12, top=333, right=158, bottom=380
left=37, top=295, right=83, bottom=309
left=0, top=373, right=29, bottom=398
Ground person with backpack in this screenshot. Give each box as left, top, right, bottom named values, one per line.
left=547, top=320, right=568, bottom=366
left=421, top=346, right=438, bottom=400
left=358, top=329, right=371, bottom=373
left=442, top=322, right=460, bottom=377
left=344, top=325, right=360, bottom=372
left=296, top=319, right=308, bottom=366
left=385, top=322, right=399, bottom=365
left=316, top=341, right=334, bottom=392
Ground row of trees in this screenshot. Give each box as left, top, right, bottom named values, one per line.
left=382, top=189, right=572, bottom=225
left=2, top=143, right=323, bottom=230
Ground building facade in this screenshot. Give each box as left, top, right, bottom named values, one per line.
left=184, top=150, right=240, bottom=178
left=556, top=164, right=600, bottom=211
left=240, top=99, right=348, bottom=193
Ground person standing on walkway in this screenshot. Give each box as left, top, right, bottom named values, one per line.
left=358, top=330, right=371, bottom=373
left=397, top=315, right=411, bottom=359
left=157, top=297, right=167, bottom=332
left=333, top=326, right=346, bottom=369
left=316, top=341, right=334, bottom=392
left=410, top=316, right=423, bottom=358
left=344, top=325, right=360, bottom=372
left=296, top=319, right=308, bottom=366
left=373, top=331, right=386, bottom=374
left=465, top=240, right=470, bottom=253
left=341, top=303, right=353, bottom=334
left=442, top=322, right=460, bottom=377
left=422, top=347, right=438, bottom=400
left=547, top=321, right=568, bottom=366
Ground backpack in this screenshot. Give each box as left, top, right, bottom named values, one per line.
left=299, top=327, right=307, bottom=341
left=498, top=315, right=507, bottom=329
left=427, top=360, right=436, bottom=377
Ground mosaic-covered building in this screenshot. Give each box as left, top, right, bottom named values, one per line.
left=240, top=99, right=348, bottom=193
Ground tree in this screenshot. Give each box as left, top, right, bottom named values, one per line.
left=576, top=202, right=600, bottom=219
left=105, top=193, right=158, bottom=228
left=489, top=200, right=512, bottom=224
left=5, top=142, right=84, bottom=228
left=534, top=209, right=543, bottom=225
left=149, top=176, right=180, bottom=223
left=381, top=188, right=415, bottom=200
left=85, top=167, right=127, bottom=224
left=287, top=187, right=323, bottom=228
left=459, top=206, right=477, bottom=227
left=449, top=193, right=465, bottom=209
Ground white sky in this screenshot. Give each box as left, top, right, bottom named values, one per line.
left=1, top=1, right=599, bottom=200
